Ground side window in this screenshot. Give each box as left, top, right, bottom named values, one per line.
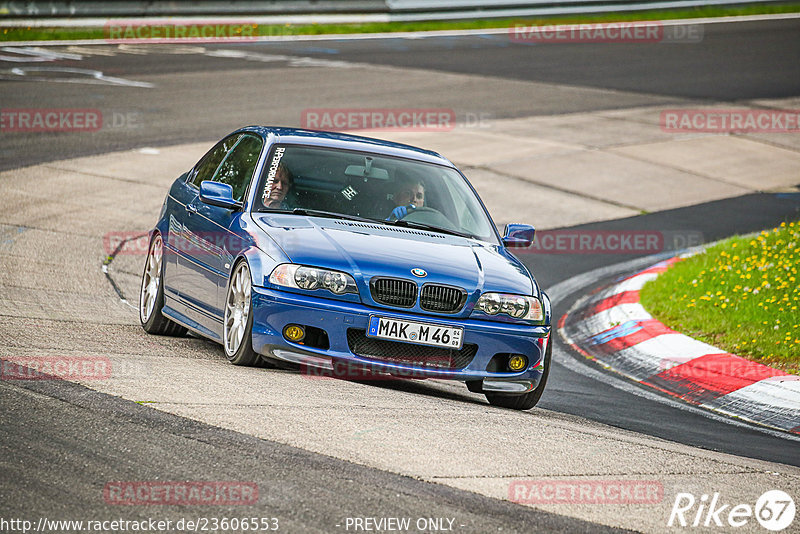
left=212, top=134, right=264, bottom=202
left=190, top=134, right=242, bottom=188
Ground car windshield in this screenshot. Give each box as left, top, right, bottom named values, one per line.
left=254, top=144, right=499, bottom=243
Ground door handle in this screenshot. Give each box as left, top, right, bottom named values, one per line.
left=186, top=204, right=198, bottom=214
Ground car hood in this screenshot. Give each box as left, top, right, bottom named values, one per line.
left=254, top=214, right=535, bottom=299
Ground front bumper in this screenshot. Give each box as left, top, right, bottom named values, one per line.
left=250, top=287, right=550, bottom=393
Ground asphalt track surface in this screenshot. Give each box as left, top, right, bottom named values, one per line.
left=2, top=377, right=615, bottom=533
left=1, top=17, right=799, bottom=532
left=2, top=18, right=799, bottom=171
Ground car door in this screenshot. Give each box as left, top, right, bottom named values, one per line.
left=170, top=134, right=241, bottom=331
left=179, top=133, right=264, bottom=334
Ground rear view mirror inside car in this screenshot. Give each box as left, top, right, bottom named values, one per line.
left=345, top=156, right=390, bottom=180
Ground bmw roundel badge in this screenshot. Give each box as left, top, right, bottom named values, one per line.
left=411, top=268, right=427, bottom=278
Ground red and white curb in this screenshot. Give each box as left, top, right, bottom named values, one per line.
left=559, top=257, right=800, bottom=435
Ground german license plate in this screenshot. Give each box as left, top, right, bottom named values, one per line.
left=367, top=316, right=463, bottom=349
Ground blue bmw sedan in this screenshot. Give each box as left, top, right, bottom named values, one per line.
left=140, top=127, right=552, bottom=409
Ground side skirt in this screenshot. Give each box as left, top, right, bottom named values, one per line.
left=163, top=295, right=223, bottom=343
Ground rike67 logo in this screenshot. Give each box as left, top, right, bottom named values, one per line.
left=668, top=490, right=795, bottom=531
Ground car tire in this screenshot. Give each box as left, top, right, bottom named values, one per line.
left=485, top=336, right=551, bottom=410
left=223, top=260, right=260, bottom=366
left=139, top=233, right=187, bottom=337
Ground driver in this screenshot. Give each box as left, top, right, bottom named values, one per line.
left=263, top=163, right=293, bottom=210
left=388, top=176, right=425, bottom=221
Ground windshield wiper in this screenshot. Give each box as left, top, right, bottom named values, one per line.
left=288, top=208, right=377, bottom=223
left=264, top=208, right=475, bottom=238
left=384, top=219, right=474, bottom=239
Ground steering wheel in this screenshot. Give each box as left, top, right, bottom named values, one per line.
left=400, top=206, right=460, bottom=233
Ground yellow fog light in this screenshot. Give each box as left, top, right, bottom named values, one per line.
left=283, top=325, right=305, bottom=342
left=508, top=355, right=527, bottom=371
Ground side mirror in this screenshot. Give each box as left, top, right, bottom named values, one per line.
left=502, top=223, right=535, bottom=248
left=199, top=181, right=242, bottom=210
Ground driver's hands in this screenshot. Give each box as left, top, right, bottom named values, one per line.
left=389, top=204, right=416, bottom=221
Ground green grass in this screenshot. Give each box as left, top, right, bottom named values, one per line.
left=2, top=3, right=799, bottom=42
left=640, top=221, right=800, bottom=375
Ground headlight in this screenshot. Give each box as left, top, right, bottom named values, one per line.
left=269, top=264, right=358, bottom=295
left=475, top=292, right=544, bottom=322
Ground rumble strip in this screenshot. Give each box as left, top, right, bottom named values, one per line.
left=560, top=258, right=800, bottom=435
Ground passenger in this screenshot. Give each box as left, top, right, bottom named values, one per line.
left=263, top=163, right=293, bottom=210
left=388, top=176, right=425, bottom=221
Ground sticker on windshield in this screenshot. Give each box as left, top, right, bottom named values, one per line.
left=340, top=185, right=358, bottom=201
left=262, top=146, right=286, bottom=205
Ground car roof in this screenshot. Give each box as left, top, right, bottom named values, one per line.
left=238, top=126, right=455, bottom=168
